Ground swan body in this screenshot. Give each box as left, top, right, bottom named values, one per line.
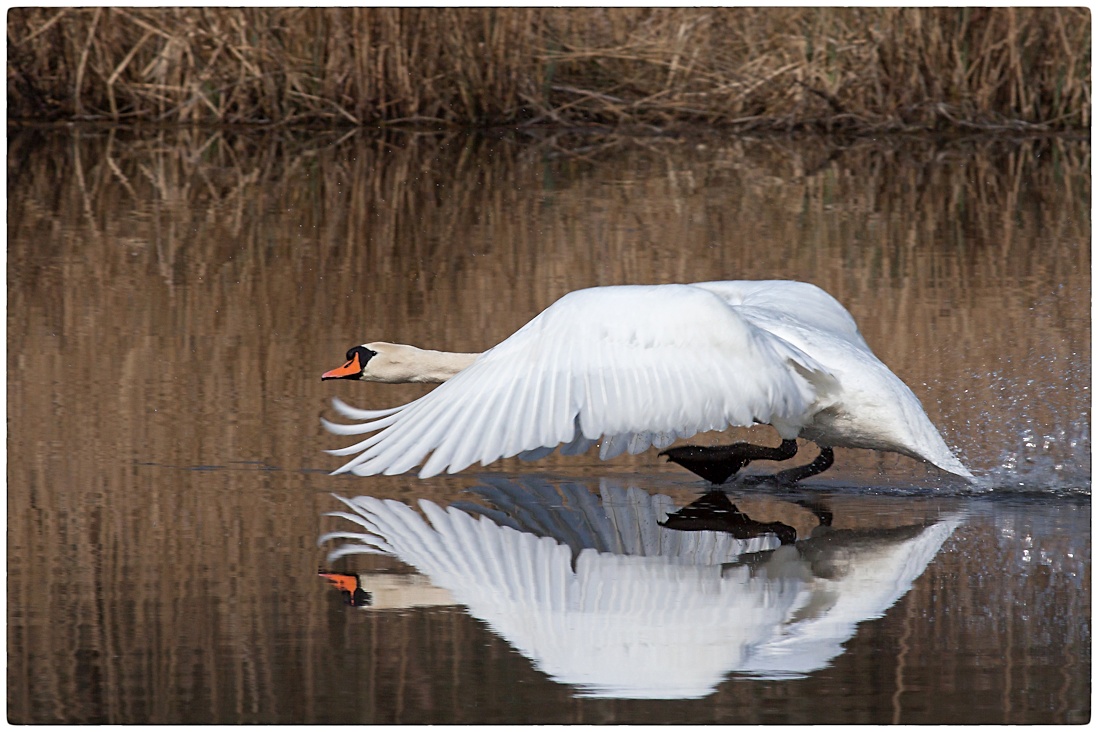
left=322, top=280, right=973, bottom=481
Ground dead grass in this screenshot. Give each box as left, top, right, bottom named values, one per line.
left=7, top=8, right=1091, bottom=131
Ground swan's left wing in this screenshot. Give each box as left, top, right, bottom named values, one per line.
left=324, top=284, right=830, bottom=478
left=690, top=280, right=869, bottom=349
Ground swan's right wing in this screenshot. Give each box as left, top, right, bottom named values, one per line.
left=324, top=284, right=831, bottom=478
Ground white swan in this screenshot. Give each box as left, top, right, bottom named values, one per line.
left=321, top=280, right=973, bottom=482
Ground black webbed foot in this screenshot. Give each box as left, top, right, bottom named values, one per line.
left=660, top=439, right=799, bottom=484
left=772, top=446, right=834, bottom=486
left=665, top=440, right=836, bottom=486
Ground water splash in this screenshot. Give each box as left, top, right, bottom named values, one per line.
left=950, top=345, right=1091, bottom=496
left=981, top=417, right=1091, bottom=495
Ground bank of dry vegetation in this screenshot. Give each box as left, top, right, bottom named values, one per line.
left=7, top=7, right=1091, bottom=132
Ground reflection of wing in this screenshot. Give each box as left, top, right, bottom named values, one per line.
left=739, top=515, right=965, bottom=679
left=449, top=477, right=622, bottom=556
left=451, top=477, right=779, bottom=560
left=319, top=479, right=964, bottom=698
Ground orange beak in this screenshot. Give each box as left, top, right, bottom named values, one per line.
left=322, top=352, right=362, bottom=380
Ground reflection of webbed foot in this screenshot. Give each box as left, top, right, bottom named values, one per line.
left=660, top=439, right=799, bottom=484
left=795, top=498, right=833, bottom=528
left=658, top=491, right=797, bottom=544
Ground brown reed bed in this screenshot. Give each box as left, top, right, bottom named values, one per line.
left=7, top=8, right=1090, bottom=132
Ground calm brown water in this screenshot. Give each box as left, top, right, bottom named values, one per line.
left=7, top=128, right=1090, bottom=723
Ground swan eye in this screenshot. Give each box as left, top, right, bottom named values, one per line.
left=347, top=346, right=377, bottom=362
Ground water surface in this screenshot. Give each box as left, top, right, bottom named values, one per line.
left=7, top=128, right=1090, bottom=723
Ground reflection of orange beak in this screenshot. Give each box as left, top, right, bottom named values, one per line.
left=320, top=571, right=371, bottom=607
left=322, top=352, right=362, bottom=380
left=319, top=572, right=359, bottom=594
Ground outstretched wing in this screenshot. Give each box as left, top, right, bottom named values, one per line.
left=324, top=284, right=832, bottom=478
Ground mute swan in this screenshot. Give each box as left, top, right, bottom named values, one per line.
left=321, top=280, right=973, bottom=483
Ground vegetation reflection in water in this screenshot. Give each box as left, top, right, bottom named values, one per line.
left=319, top=476, right=965, bottom=699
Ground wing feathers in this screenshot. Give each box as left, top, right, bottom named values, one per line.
left=331, top=397, right=406, bottom=421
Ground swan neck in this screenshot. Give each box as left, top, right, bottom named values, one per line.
left=410, top=349, right=478, bottom=383
left=370, top=345, right=477, bottom=383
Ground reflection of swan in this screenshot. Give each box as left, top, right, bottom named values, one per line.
left=322, top=281, right=972, bottom=482
left=319, top=479, right=964, bottom=699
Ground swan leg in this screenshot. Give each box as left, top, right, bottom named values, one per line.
left=660, top=439, right=799, bottom=484
left=773, top=445, right=835, bottom=485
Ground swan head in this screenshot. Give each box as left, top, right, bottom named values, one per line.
left=322, top=342, right=476, bottom=384
left=322, top=344, right=377, bottom=381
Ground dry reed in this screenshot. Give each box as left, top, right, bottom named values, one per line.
left=7, top=8, right=1091, bottom=131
